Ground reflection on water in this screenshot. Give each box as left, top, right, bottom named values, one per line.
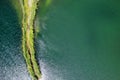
left=36, top=38, right=64, bottom=80
left=39, top=61, right=63, bottom=80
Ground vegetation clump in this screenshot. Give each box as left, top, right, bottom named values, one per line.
left=21, top=0, right=41, bottom=80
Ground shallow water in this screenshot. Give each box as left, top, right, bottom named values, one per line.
left=0, top=0, right=120, bottom=80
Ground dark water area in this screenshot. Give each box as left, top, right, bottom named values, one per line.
left=0, top=0, right=30, bottom=80
left=0, top=0, right=120, bottom=80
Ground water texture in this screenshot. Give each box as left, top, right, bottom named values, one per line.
left=0, top=0, right=120, bottom=80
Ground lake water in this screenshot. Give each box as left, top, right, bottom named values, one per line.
left=0, top=0, right=120, bottom=80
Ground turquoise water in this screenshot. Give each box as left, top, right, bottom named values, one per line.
left=0, top=0, right=120, bottom=80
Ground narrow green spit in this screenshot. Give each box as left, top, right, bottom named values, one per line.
left=21, top=0, right=41, bottom=80
left=10, top=0, right=52, bottom=79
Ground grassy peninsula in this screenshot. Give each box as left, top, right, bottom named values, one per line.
left=21, top=0, right=41, bottom=80
left=10, top=0, right=52, bottom=79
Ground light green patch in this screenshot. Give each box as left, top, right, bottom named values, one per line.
left=10, top=0, right=22, bottom=23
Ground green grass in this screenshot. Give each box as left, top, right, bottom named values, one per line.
left=21, top=0, right=41, bottom=80
left=10, top=0, right=52, bottom=80
left=10, top=0, right=42, bottom=80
